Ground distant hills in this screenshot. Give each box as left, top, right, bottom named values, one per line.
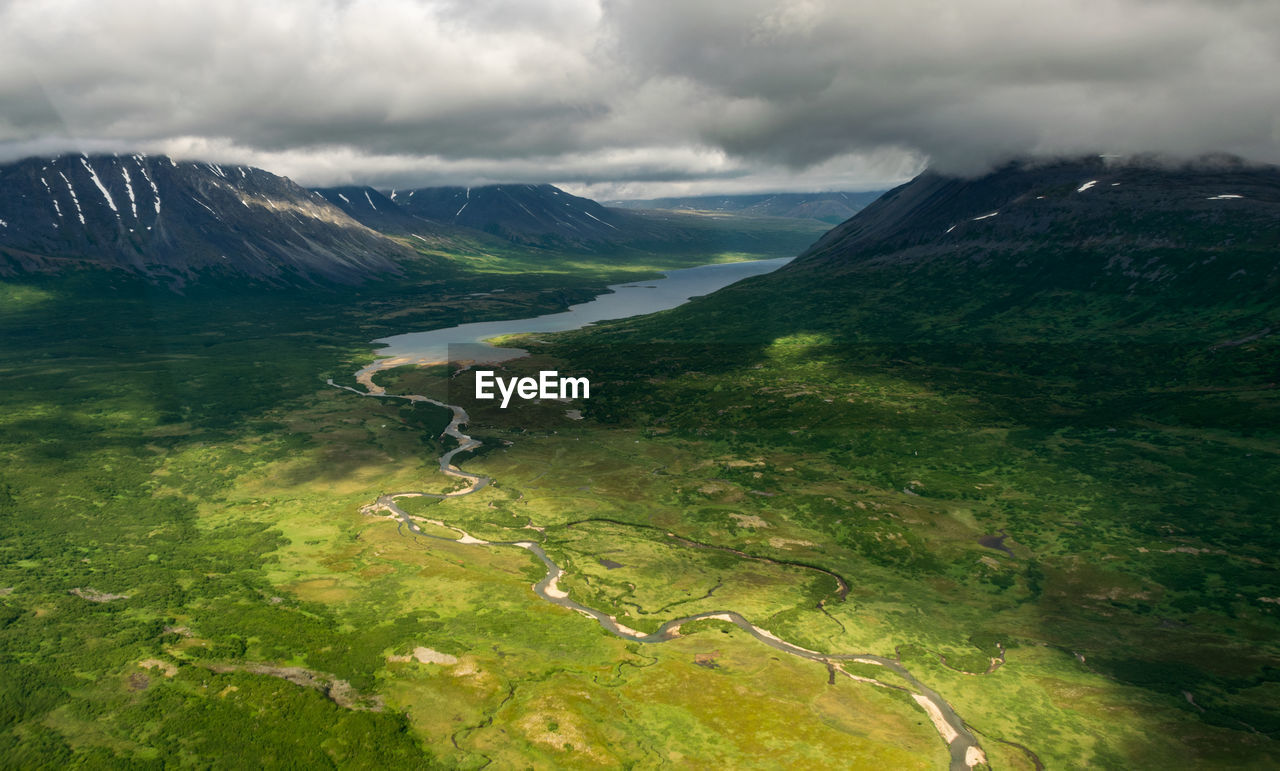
left=395, top=184, right=629, bottom=247
left=0, top=154, right=416, bottom=286
left=606, top=191, right=885, bottom=223
left=314, top=183, right=633, bottom=249
left=314, top=182, right=829, bottom=257
left=0, top=156, right=828, bottom=287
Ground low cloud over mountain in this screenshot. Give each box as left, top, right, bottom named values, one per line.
left=2, top=1, right=1278, bottom=196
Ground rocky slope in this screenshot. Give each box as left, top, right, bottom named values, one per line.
left=568, top=155, right=1280, bottom=351
left=316, top=181, right=828, bottom=258
left=790, top=155, right=1280, bottom=298
left=0, top=155, right=416, bottom=285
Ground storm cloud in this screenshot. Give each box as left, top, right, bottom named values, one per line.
left=2, top=0, right=1277, bottom=195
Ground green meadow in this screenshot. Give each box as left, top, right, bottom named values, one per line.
left=2, top=222, right=1277, bottom=768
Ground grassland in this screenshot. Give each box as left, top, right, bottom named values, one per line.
left=3, top=210, right=1277, bottom=768
left=506, top=258, right=1280, bottom=766
left=389, top=210, right=827, bottom=278
left=1, top=226, right=952, bottom=768
left=360, top=352, right=1276, bottom=768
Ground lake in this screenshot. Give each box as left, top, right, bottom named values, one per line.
left=359, top=256, right=791, bottom=374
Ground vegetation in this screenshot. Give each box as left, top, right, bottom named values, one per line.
left=515, top=241, right=1280, bottom=766
left=4, top=228, right=912, bottom=768
left=2, top=205, right=1277, bottom=767
left=387, top=210, right=825, bottom=277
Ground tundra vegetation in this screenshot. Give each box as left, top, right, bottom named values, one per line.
left=0, top=222, right=1276, bottom=769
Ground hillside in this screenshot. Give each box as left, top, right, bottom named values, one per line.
left=0, top=155, right=416, bottom=286
left=607, top=191, right=885, bottom=223
left=309, top=185, right=419, bottom=235
left=533, top=155, right=1280, bottom=766
left=317, top=182, right=642, bottom=249
left=796, top=156, right=1278, bottom=287
left=312, top=182, right=828, bottom=259
left=582, top=156, right=1280, bottom=346
left=392, top=184, right=629, bottom=248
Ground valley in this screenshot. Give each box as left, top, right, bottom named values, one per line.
left=333, top=330, right=986, bottom=769
left=0, top=154, right=1277, bottom=770
left=8, top=2, right=1280, bottom=768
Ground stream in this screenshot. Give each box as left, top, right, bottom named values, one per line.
left=327, top=258, right=990, bottom=769
left=325, top=376, right=989, bottom=770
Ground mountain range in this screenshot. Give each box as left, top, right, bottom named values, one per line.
left=4, top=152, right=1277, bottom=315
left=0, top=154, right=415, bottom=286
left=315, top=182, right=828, bottom=255
left=0, top=152, right=832, bottom=288
left=605, top=155, right=1280, bottom=348
left=313, top=183, right=633, bottom=249
left=0, top=156, right=825, bottom=287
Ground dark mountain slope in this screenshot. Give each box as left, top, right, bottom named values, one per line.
left=540, top=160, right=1280, bottom=762
left=311, top=185, right=433, bottom=235
left=314, top=181, right=829, bottom=260
left=550, top=154, right=1280, bottom=437
left=0, top=155, right=416, bottom=285
left=796, top=155, right=1278, bottom=290
left=393, top=184, right=630, bottom=249
left=586, top=155, right=1280, bottom=346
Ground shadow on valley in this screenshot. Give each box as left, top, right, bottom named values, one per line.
left=535, top=269, right=1280, bottom=755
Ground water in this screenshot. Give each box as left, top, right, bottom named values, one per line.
left=363, top=256, right=791, bottom=368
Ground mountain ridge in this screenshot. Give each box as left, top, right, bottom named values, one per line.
left=314, top=182, right=630, bottom=249
left=553, top=154, right=1280, bottom=351
left=316, top=181, right=830, bottom=258
left=794, top=155, right=1279, bottom=269
left=0, top=154, right=417, bottom=286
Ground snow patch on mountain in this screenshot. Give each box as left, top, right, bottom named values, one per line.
left=80, top=157, right=120, bottom=220
left=58, top=171, right=86, bottom=225
left=121, top=166, right=138, bottom=219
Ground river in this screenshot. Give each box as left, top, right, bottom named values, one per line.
left=330, top=255, right=990, bottom=769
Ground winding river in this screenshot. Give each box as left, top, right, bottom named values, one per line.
left=328, top=259, right=990, bottom=770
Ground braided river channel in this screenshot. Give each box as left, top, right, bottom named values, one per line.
left=329, top=257, right=989, bottom=769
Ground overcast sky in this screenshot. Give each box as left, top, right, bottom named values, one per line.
left=2, top=0, right=1277, bottom=198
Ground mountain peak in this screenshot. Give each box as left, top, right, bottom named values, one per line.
left=794, top=154, right=1280, bottom=292
left=0, top=154, right=414, bottom=286
left=314, top=182, right=631, bottom=250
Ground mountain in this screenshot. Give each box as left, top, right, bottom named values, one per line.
left=315, top=182, right=830, bottom=258
left=543, top=157, right=1280, bottom=760
left=606, top=191, right=885, bottom=224
left=392, top=184, right=632, bottom=248
left=592, top=155, right=1280, bottom=347
left=0, top=155, right=416, bottom=285
left=310, top=185, right=435, bottom=236
left=795, top=155, right=1279, bottom=284
left=315, top=183, right=634, bottom=249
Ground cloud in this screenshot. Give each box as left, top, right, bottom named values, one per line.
left=1, top=0, right=1277, bottom=196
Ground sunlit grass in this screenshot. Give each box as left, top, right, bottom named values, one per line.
left=0, top=282, right=55, bottom=313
